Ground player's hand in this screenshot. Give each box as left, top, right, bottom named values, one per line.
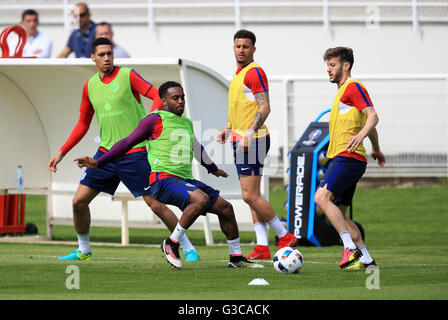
left=346, top=133, right=365, bottom=153
left=212, top=168, right=229, bottom=178
left=74, top=156, right=99, bottom=169
left=48, top=151, right=65, bottom=172
left=237, top=134, right=253, bottom=153
left=371, top=150, right=386, bottom=167
left=215, top=128, right=229, bottom=144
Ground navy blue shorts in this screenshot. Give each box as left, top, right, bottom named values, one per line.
left=150, top=176, right=220, bottom=212
left=232, top=135, right=270, bottom=177
left=80, top=149, right=151, bottom=198
left=318, top=156, right=367, bottom=206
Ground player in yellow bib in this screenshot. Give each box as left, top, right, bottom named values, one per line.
left=216, top=30, right=298, bottom=260
left=314, top=47, right=386, bottom=270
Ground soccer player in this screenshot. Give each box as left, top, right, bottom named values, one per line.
left=314, top=47, right=386, bottom=269
left=216, top=29, right=298, bottom=260
left=75, top=81, right=251, bottom=269
left=48, top=38, right=199, bottom=261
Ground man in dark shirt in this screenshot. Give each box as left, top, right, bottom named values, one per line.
left=57, top=2, right=96, bottom=58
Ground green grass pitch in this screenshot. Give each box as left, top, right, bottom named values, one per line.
left=0, top=185, right=447, bottom=300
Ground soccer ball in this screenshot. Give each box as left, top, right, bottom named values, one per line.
left=273, top=247, right=303, bottom=274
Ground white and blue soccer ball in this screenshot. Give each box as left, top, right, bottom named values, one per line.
left=273, top=247, right=303, bottom=274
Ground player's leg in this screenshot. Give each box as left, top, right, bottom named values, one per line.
left=339, top=204, right=364, bottom=247
left=314, top=156, right=366, bottom=268
left=240, top=174, right=297, bottom=247
left=163, top=189, right=209, bottom=268
left=209, top=196, right=238, bottom=240
left=59, top=149, right=120, bottom=261
left=143, top=194, right=199, bottom=261
left=314, top=185, right=361, bottom=268
left=235, top=136, right=297, bottom=256
left=58, top=184, right=99, bottom=260
left=314, top=185, right=351, bottom=235
left=186, top=180, right=252, bottom=268
left=207, top=196, right=252, bottom=268
left=337, top=196, right=377, bottom=270
left=339, top=204, right=377, bottom=269
left=246, top=207, right=271, bottom=260
left=118, top=151, right=200, bottom=260
left=143, top=194, right=177, bottom=230
left=151, top=177, right=209, bottom=268
left=240, top=177, right=273, bottom=259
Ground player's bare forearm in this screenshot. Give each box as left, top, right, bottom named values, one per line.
left=359, top=109, right=379, bottom=140
left=238, top=91, right=270, bottom=152
left=346, top=107, right=379, bottom=152
left=368, top=127, right=381, bottom=152
left=249, top=91, right=271, bottom=132
left=368, top=127, right=386, bottom=167
left=48, top=150, right=65, bottom=172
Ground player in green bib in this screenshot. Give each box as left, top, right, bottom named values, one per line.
left=76, top=81, right=252, bottom=269
left=48, top=38, right=199, bottom=262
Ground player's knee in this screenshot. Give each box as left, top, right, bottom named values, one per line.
left=149, top=199, right=164, bottom=213
left=72, top=197, right=88, bottom=213
left=222, top=199, right=233, bottom=212
left=193, top=193, right=210, bottom=212
left=314, top=189, right=328, bottom=207
left=242, top=191, right=258, bottom=205
left=219, top=199, right=235, bottom=216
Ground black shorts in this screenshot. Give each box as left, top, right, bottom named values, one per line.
left=232, top=135, right=270, bottom=177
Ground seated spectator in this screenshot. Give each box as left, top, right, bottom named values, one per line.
left=21, top=9, right=53, bottom=58
left=57, top=2, right=95, bottom=58
left=95, top=22, right=130, bottom=58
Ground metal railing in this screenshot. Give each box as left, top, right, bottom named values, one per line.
left=256, top=73, right=448, bottom=180
left=1, top=1, right=448, bottom=32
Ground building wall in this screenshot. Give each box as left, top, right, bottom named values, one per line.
left=27, top=22, right=448, bottom=75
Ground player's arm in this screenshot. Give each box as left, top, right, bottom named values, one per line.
left=129, top=69, right=163, bottom=111
left=193, top=136, right=227, bottom=177
left=367, top=127, right=386, bottom=167
left=346, top=106, right=378, bottom=153
left=216, top=122, right=231, bottom=144
left=250, top=91, right=270, bottom=131
left=48, top=82, right=94, bottom=172
left=344, top=83, right=382, bottom=155
left=75, top=113, right=159, bottom=169
left=237, top=67, right=270, bottom=152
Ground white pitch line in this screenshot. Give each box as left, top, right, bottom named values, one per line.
left=4, top=255, right=448, bottom=267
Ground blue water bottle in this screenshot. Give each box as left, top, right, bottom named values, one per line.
left=17, top=165, right=24, bottom=191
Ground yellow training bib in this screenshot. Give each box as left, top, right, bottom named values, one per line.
left=227, top=62, right=269, bottom=140
left=326, top=79, right=367, bottom=159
